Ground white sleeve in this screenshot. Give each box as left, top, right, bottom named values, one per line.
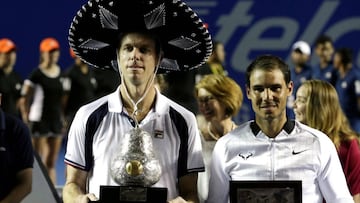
left=64, top=107, right=88, bottom=170
left=187, top=113, right=205, bottom=172
left=318, top=135, right=354, bottom=203
left=206, top=139, right=231, bottom=203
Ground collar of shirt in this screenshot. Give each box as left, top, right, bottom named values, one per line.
left=250, top=119, right=295, bottom=137
left=106, top=86, right=168, bottom=136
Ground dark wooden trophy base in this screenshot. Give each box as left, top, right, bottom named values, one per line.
left=89, top=185, right=167, bottom=203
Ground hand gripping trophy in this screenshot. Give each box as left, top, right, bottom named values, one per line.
left=66, top=0, right=212, bottom=202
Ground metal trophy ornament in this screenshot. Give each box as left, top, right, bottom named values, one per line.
left=109, top=126, right=162, bottom=186
left=104, top=96, right=167, bottom=203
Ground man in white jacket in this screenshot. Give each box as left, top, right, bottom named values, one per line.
left=207, top=55, right=354, bottom=203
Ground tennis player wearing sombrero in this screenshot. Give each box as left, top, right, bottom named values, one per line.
left=62, top=0, right=212, bottom=202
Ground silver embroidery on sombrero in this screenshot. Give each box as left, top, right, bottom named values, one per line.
left=87, top=1, right=93, bottom=7
left=79, top=39, right=110, bottom=50
left=68, top=0, right=213, bottom=71
left=77, top=10, right=83, bottom=18
left=168, top=36, right=200, bottom=51
left=159, top=58, right=180, bottom=71
left=144, top=3, right=166, bottom=29
left=99, top=6, right=118, bottom=30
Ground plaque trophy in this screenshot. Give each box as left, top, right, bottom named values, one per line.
left=92, top=127, right=167, bottom=203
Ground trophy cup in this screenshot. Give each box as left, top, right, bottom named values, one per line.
left=94, top=127, right=167, bottom=203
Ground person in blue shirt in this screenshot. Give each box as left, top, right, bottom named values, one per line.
left=0, top=93, right=34, bottom=202
left=312, top=35, right=337, bottom=86
left=333, top=47, right=360, bottom=133
left=287, top=41, right=312, bottom=119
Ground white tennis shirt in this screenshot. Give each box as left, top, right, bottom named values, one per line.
left=65, top=87, right=204, bottom=200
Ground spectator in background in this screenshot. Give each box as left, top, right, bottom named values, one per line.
left=207, top=55, right=353, bottom=203
left=162, top=69, right=199, bottom=114
left=294, top=79, right=360, bottom=203
left=287, top=40, right=312, bottom=119
left=92, top=68, right=120, bottom=99
left=0, top=93, right=34, bottom=203
left=19, top=37, right=68, bottom=185
left=161, top=40, right=228, bottom=115
left=196, top=40, right=227, bottom=82
left=333, top=48, right=360, bottom=133
left=312, top=35, right=337, bottom=85
left=194, top=74, right=243, bottom=203
left=64, top=48, right=97, bottom=128
left=0, top=38, right=23, bottom=117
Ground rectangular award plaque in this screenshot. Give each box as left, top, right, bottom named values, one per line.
left=90, top=185, right=167, bottom=203
left=229, top=180, right=302, bottom=203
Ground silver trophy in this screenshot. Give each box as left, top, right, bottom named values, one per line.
left=110, top=127, right=162, bottom=187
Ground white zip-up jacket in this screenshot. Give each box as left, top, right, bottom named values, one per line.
left=207, top=120, right=354, bottom=203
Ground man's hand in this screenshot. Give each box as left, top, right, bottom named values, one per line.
left=168, top=196, right=191, bottom=203
left=76, top=193, right=99, bottom=203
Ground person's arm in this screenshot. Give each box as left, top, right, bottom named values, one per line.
left=167, top=173, right=199, bottom=203
left=344, top=139, right=360, bottom=203
left=18, top=82, right=33, bottom=124
left=0, top=168, right=32, bottom=203
left=354, top=193, right=360, bottom=203
left=62, top=165, right=98, bottom=203
left=318, top=136, right=354, bottom=203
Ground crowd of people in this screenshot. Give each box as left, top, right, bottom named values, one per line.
left=1, top=0, right=360, bottom=202
left=287, top=37, right=360, bottom=135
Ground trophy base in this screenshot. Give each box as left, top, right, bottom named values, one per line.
left=90, top=185, right=168, bottom=203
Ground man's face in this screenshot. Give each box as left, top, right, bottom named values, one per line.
left=315, top=42, right=334, bottom=63
left=117, top=33, right=158, bottom=86
left=0, top=51, right=16, bottom=68
left=291, top=50, right=309, bottom=66
left=246, top=68, right=293, bottom=121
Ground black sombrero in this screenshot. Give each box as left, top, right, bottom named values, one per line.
left=68, top=0, right=213, bottom=73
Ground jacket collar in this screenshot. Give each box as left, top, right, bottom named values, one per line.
left=250, top=119, right=295, bottom=136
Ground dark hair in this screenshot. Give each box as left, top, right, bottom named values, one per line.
left=246, top=55, right=291, bottom=87
left=335, top=47, right=353, bottom=66
left=315, top=35, right=333, bottom=46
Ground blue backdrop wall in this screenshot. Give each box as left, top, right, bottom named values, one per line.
left=1, top=0, right=360, bottom=122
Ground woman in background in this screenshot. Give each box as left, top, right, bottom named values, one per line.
left=195, top=74, right=243, bottom=203
left=20, top=37, right=68, bottom=185
left=293, top=79, right=360, bottom=203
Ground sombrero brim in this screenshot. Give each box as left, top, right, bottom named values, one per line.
left=68, top=0, right=213, bottom=73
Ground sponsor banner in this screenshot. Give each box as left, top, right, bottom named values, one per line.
left=1, top=0, right=359, bottom=122
left=186, top=0, right=360, bottom=122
